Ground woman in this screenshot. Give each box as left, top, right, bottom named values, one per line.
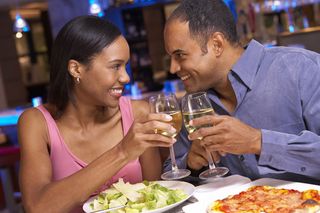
left=18, top=16, right=176, bottom=213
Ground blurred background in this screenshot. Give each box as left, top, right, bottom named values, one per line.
left=0, top=0, right=320, bottom=110
left=0, top=0, right=320, bottom=212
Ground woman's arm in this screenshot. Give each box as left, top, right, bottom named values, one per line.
left=140, top=147, right=162, bottom=180
left=19, top=109, right=127, bottom=212
left=19, top=106, right=174, bottom=212
left=132, top=100, right=162, bottom=180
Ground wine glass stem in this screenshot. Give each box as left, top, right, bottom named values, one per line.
left=206, top=149, right=216, bottom=170
left=169, top=145, right=179, bottom=172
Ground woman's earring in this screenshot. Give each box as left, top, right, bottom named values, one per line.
left=76, top=77, right=80, bottom=84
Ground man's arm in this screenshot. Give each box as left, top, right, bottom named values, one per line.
left=258, top=52, right=320, bottom=179
left=258, top=130, right=320, bottom=179
left=190, top=52, right=320, bottom=180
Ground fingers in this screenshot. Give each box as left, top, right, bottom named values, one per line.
left=188, top=126, right=216, bottom=141
left=200, top=134, right=226, bottom=146
left=190, top=140, right=209, bottom=160
left=218, top=151, right=227, bottom=157
left=205, top=143, right=224, bottom=153
left=141, top=133, right=176, bottom=147
left=187, top=115, right=227, bottom=141
left=136, top=113, right=177, bottom=135
left=142, top=120, right=176, bottom=135
left=139, top=113, right=172, bottom=123
left=189, top=115, right=231, bottom=128
left=211, top=151, right=221, bottom=163
left=189, top=115, right=214, bottom=127
left=187, top=152, right=208, bottom=170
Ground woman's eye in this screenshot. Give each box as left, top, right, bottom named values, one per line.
left=112, top=64, right=121, bottom=70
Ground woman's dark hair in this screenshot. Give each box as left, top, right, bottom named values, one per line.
left=48, top=15, right=122, bottom=115
left=167, top=0, right=239, bottom=53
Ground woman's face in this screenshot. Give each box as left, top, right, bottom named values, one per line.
left=76, top=36, right=130, bottom=108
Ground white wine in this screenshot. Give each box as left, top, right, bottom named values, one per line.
left=183, top=108, right=214, bottom=137
left=156, top=111, right=182, bottom=138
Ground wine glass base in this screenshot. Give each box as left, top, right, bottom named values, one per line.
left=199, top=167, right=229, bottom=180
left=161, top=169, right=191, bottom=180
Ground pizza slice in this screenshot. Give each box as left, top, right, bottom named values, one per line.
left=207, top=186, right=320, bottom=213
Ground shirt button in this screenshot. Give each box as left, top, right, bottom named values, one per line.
left=239, top=155, right=245, bottom=161
left=300, top=167, right=306, bottom=172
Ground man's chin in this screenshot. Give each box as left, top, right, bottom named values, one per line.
left=185, top=86, right=202, bottom=94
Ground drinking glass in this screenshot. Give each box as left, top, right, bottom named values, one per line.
left=181, top=92, right=229, bottom=179
left=149, top=93, right=191, bottom=180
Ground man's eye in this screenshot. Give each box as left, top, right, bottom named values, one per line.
left=175, top=53, right=185, bottom=59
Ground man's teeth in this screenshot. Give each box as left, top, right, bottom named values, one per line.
left=110, top=88, right=122, bottom=94
left=181, top=74, right=191, bottom=81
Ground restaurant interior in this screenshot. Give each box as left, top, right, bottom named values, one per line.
left=0, top=0, right=320, bottom=212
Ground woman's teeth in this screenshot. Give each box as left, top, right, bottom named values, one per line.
left=109, top=88, right=123, bottom=94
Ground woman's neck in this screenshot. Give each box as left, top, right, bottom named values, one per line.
left=59, top=102, right=120, bottom=129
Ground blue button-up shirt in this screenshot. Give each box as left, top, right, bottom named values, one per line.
left=165, top=40, right=320, bottom=184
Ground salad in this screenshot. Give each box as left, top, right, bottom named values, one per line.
left=89, top=179, right=188, bottom=213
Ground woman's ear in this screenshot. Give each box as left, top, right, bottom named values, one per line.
left=210, top=32, right=225, bottom=57
left=68, top=59, right=82, bottom=79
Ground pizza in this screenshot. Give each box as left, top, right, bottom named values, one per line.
left=207, top=185, right=320, bottom=213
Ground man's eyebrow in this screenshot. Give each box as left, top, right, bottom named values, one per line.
left=172, top=49, right=184, bottom=55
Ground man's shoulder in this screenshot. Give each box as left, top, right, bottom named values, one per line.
left=265, top=46, right=320, bottom=65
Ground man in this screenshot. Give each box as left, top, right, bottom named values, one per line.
left=163, top=0, right=320, bottom=184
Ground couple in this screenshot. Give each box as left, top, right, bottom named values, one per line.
left=18, top=0, right=320, bottom=212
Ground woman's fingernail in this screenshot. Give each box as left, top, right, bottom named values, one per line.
left=172, top=138, right=177, bottom=143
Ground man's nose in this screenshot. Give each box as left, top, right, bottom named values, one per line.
left=170, top=59, right=180, bottom=74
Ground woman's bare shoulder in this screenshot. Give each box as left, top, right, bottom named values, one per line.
left=19, top=107, right=44, bottom=122
left=18, top=106, right=51, bottom=136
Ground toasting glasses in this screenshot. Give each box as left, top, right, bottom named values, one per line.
left=181, top=92, right=229, bottom=179
left=149, top=93, right=191, bottom=180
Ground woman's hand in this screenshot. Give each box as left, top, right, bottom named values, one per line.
left=120, top=113, right=176, bottom=161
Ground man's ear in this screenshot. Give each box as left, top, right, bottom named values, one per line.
left=68, top=59, right=82, bottom=79
left=209, top=32, right=226, bottom=57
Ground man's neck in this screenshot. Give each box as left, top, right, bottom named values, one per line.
left=215, top=44, right=244, bottom=113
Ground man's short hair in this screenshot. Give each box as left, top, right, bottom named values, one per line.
left=168, top=0, right=239, bottom=52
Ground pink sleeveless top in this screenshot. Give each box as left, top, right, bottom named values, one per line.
left=36, top=96, right=142, bottom=191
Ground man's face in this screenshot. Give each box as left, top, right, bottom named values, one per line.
left=164, top=20, right=224, bottom=93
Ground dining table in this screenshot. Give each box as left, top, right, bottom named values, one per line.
left=165, top=174, right=251, bottom=213
left=162, top=174, right=320, bottom=213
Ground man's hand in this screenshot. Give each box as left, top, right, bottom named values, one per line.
left=187, top=139, right=223, bottom=170
left=188, top=115, right=262, bottom=155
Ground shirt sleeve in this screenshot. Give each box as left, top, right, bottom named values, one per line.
left=258, top=53, right=320, bottom=180
left=258, top=129, right=320, bottom=179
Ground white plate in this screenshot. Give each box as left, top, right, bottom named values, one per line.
left=83, top=180, right=195, bottom=213
left=193, top=175, right=251, bottom=202
left=183, top=178, right=320, bottom=213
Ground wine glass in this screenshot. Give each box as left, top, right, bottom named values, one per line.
left=149, top=92, right=191, bottom=180
left=181, top=92, right=229, bottom=179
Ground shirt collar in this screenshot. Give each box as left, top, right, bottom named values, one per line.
left=231, top=39, right=265, bottom=90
